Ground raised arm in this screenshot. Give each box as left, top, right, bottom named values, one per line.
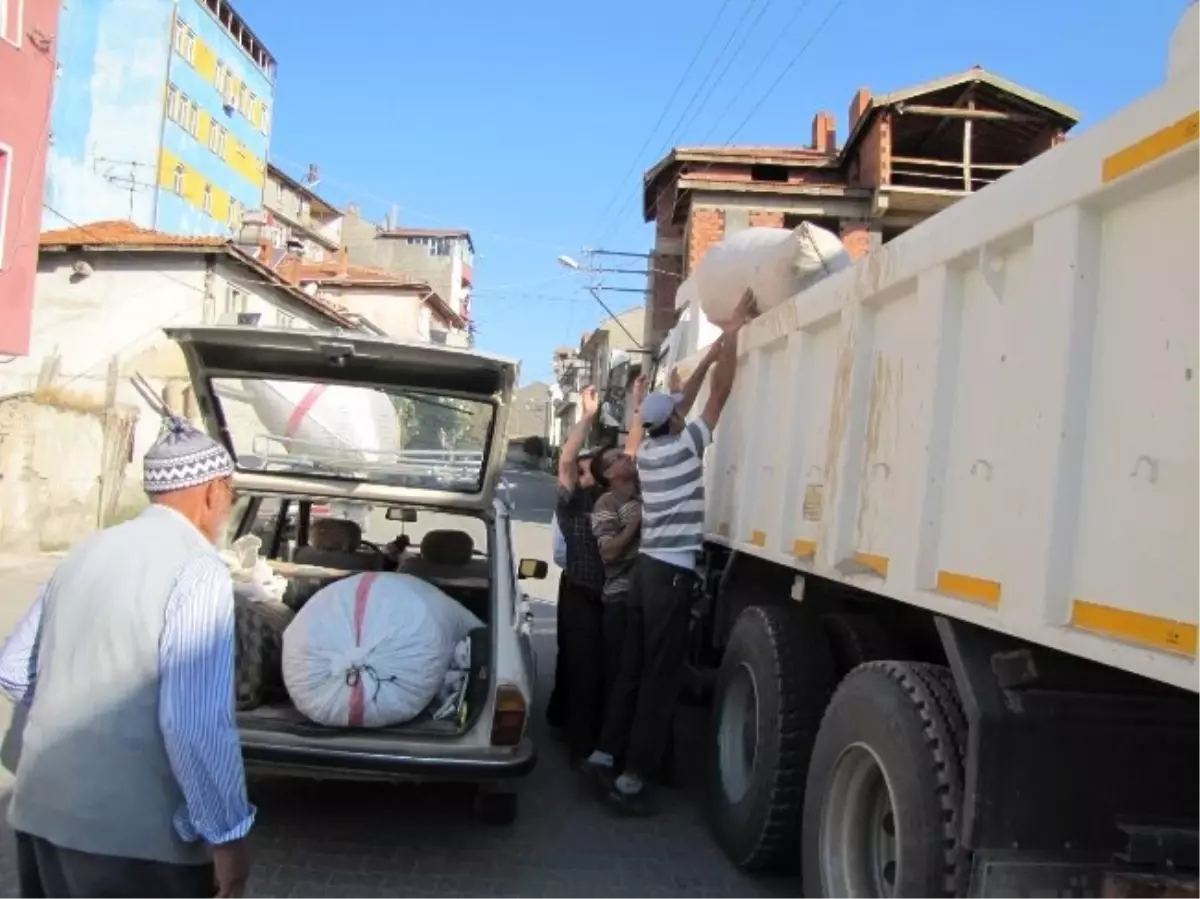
left=623, top=375, right=648, bottom=457
left=558, top=385, right=600, bottom=491
left=700, top=290, right=758, bottom=433
left=675, top=339, right=724, bottom=419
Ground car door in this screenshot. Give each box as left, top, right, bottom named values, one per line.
left=507, top=514, right=538, bottom=691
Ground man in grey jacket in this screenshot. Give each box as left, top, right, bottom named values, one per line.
left=0, top=414, right=253, bottom=897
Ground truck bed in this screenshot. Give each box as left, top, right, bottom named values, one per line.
left=675, top=66, right=1198, bottom=690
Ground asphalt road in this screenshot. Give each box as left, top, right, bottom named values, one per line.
left=0, top=470, right=787, bottom=898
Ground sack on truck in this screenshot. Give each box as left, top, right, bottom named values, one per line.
left=694, top=223, right=852, bottom=325
left=282, top=572, right=483, bottom=728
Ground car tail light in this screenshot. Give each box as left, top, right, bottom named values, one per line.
left=490, top=684, right=526, bottom=747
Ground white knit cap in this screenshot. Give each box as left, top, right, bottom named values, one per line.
left=143, top=415, right=235, bottom=494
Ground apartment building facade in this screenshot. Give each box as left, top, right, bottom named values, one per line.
left=342, top=210, right=475, bottom=334
left=42, top=0, right=275, bottom=238
left=0, top=0, right=60, bottom=356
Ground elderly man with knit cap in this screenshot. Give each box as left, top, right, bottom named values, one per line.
left=0, top=415, right=254, bottom=898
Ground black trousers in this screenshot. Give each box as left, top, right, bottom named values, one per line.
left=624, top=555, right=697, bottom=780
left=16, top=831, right=215, bottom=898
left=558, top=575, right=605, bottom=760
left=599, top=556, right=690, bottom=779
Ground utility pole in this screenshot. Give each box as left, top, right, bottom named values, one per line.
left=93, top=158, right=157, bottom=222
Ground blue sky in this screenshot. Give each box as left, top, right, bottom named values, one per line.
left=239, top=0, right=1189, bottom=383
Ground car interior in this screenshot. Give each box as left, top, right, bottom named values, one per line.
left=229, top=495, right=497, bottom=740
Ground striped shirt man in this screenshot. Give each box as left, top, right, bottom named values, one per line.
left=637, top=412, right=713, bottom=571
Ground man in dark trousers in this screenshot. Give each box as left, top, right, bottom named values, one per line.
left=554, top=384, right=607, bottom=764
left=586, top=291, right=756, bottom=814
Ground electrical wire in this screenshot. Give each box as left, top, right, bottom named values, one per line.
left=586, top=0, right=736, bottom=244
left=701, top=0, right=818, bottom=142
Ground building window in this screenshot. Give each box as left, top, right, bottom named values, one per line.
left=224, top=285, right=248, bottom=315
left=1, top=0, right=24, bottom=47
left=215, top=62, right=228, bottom=96
left=274, top=180, right=283, bottom=205
left=202, top=183, right=213, bottom=214
left=173, top=17, right=196, bottom=63
left=227, top=198, right=242, bottom=229
left=172, top=163, right=185, bottom=195
left=0, top=143, right=11, bottom=269
left=187, top=99, right=199, bottom=136
left=224, top=77, right=238, bottom=109
left=247, top=91, right=257, bottom=124
left=167, top=84, right=180, bottom=122
left=259, top=101, right=270, bottom=135
left=299, top=198, right=310, bottom=219
left=276, top=310, right=294, bottom=329
left=208, top=123, right=226, bottom=157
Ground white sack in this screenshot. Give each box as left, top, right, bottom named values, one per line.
left=242, top=380, right=402, bottom=461
left=695, top=223, right=851, bottom=324
left=282, top=572, right=482, bottom=728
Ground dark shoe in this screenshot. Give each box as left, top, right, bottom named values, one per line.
left=604, top=785, right=660, bottom=818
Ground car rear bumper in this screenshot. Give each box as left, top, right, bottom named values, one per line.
left=241, top=735, right=537, bottom=782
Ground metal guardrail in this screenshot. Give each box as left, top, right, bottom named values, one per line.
left=246, top=434, right=485, bottom=484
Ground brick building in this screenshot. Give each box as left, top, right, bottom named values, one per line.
left=0, top=0, right=59, bottom=356
left=641, top=68, right=1079, bottom=348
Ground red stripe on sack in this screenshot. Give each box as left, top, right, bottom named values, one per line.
left=284, top=384, right=327, bottom=438
left=347, top=572, right=378, bottom=727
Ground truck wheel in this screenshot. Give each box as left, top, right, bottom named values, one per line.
left=802, top=662, right=968, bottom=898
left=820, top=612, right=900, bottom=676
left=708, top=604, right=838, bottom=873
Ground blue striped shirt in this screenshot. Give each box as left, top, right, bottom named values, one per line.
left=0, top=553, right=255, bottom=846
left=638, top=419, right=712, bottom=566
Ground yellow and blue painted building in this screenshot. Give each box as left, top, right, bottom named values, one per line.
left=42, top=0, right=275, bottom=238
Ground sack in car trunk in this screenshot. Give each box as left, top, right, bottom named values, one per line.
left=282, top=572, right=483, bottom=728
left=234, top=597, right=295, bottom=711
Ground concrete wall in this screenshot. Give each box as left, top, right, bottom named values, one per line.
left=0, top=0, right=60, bottom=356
left=0, top=396, right=111, bottom=552
left=316, top=286, right=426, bottom=342
left=42, top=0, right=174, bottom=232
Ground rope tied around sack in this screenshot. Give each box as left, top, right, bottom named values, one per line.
left=344, top=662, right=401, bottom=705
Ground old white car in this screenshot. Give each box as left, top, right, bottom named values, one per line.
left=166, top=326, right=541, bottom=825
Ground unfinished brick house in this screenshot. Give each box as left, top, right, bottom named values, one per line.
left=641, top=67, right=1080, bottom=347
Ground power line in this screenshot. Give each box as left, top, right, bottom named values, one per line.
left=723, top=0, right=848, bottom=145
left=587, top=0, right=736, bottom=244
left=268, top=153, right=570, bottom=254
left=666, top=0, right=850, bottom=222
left=701, top=0, right=818, bottom=141
left=592, top=0, right=780, bottom=249
left=672, top=0, right=777, bottom=143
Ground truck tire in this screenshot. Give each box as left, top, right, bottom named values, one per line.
left=708, top=604, right=838, bottom=873
left=801, top=661, right=968, bottom=898
left=820, top=612, right=900, bottom=676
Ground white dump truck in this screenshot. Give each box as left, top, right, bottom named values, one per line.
left=657, top=7, right=1198, bottom=896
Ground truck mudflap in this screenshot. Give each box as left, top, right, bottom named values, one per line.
left=938, top=617, right=1199, bottom=896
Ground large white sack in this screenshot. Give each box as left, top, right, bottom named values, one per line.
left=243, top=380, right=402, bottom=461
left=282, top=572, right=482, bottom=728
left=695, top=223, right=851, bottom=324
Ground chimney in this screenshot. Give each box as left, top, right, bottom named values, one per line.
left=848, top=87, right=872, bottom=133
left=811, top=110, right=837, bottom=154
left=347, top=202, right=359, bottom=216
left=337, top=246, right=349, bottom=278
